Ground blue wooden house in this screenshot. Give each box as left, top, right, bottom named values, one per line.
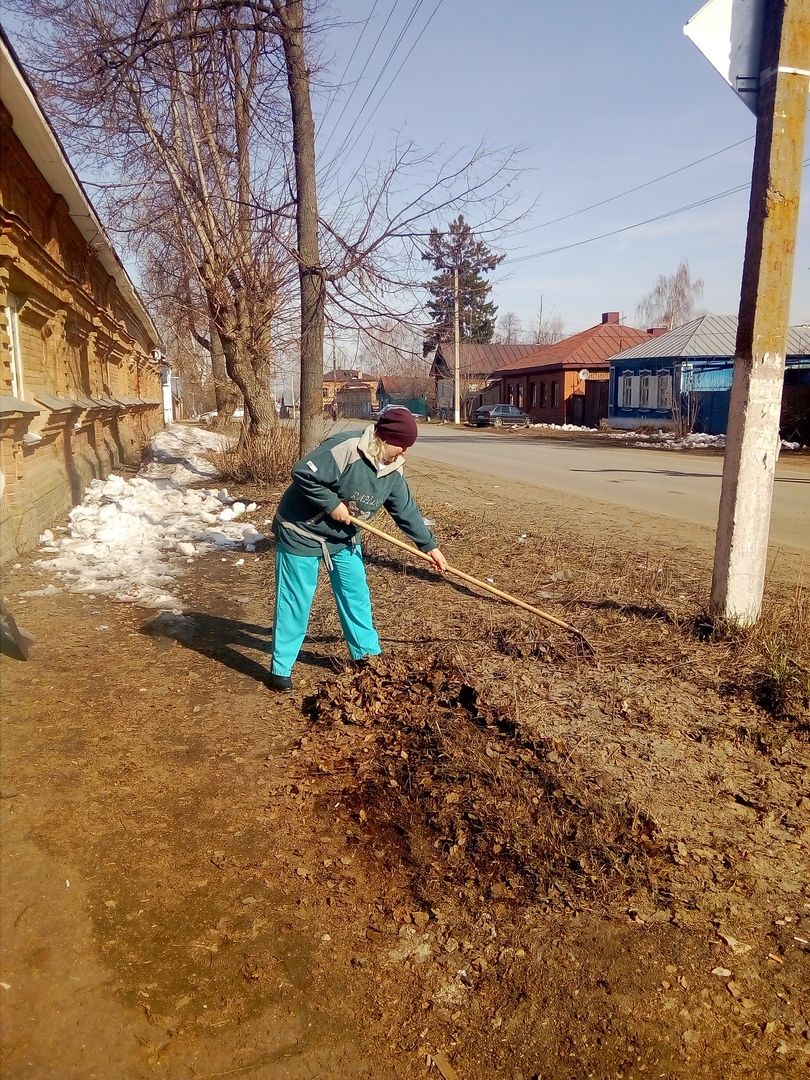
left=607, top=315, right=810, bottom=439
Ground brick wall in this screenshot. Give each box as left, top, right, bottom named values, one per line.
left=0, top=107, right=163, bottom=561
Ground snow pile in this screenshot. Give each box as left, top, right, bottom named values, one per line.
left=632, top=432, right=726, bottom=450
left=608, top=429, right=803, bottom=451
left=530, top=422, right=598, bottom=433
left=35, top=424, right=265, bottom=611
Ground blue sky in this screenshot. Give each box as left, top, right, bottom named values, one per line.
left=313, top=0, right=809, bottom=335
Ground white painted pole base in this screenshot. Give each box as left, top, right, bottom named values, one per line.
left=710, top=350, right=784, bottom=626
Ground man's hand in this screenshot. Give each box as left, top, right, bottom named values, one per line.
left=427, top=547, right=449, bottom=574
left=329, top=501, right=352, bottom=524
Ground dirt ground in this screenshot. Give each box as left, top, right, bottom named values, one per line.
left=1, top=455, right=809, bottom=1079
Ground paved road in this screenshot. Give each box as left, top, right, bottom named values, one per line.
left=402, top=425, right=810, bottom=556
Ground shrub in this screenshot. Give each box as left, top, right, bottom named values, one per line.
left=207, top=426, right=298, bottom=484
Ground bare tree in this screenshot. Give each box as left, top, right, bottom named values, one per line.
left=636, top=260, right=704, bottom=330
left=495, top=311, right=523, bottom=344
left=530, top=295, right=565, bottom=344
left=14, top=1, right=528, bottom=458
left=12, top=0, right=297, bottom=442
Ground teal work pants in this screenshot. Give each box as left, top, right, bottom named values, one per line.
left=271, top=544, right=382, bottom=676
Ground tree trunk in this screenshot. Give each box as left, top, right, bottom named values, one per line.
left=277, top=0, right=324, bottom=455
left=210, top=322, right=240, bottom=428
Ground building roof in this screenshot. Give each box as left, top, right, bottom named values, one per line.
left=0, top=29, right=160, bottom=347
left=324, top=368, right=377, bottom=383
left=494, top=318, right=650, bottom=376
left=378, top=374, right=431, bottom=393
left=432, top=342, right=546, bottom=379
left=609, top=314, right=810, bottom=362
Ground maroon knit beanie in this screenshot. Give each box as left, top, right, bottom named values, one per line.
left=375, top=407, right=418, bottom=448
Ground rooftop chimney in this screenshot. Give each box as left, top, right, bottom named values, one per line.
left=646, top=326, right=668, bottom=337
left=601, top=312, right=620, bottom=324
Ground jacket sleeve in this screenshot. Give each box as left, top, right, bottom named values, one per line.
left=383, top=473, right=437, bottom=552
left=289, top=443, right=343, bottom=515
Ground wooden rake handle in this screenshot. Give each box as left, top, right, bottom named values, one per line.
left=348, top=515, right=593, bottom=650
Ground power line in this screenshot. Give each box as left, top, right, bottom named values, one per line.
left=318, top=0, right=399, bottom=160
left=521, top=136, right=755, bottom=234
left=317, top=0, right=381, bottom=138
left=321, top=0, right=431, bottom=177
left=333, top=0, right=445, bottom=177
left=507, top=160, right=810, bottom=265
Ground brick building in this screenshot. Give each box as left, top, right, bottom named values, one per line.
left=0, top=31, right=163, bottom=562
left=493, top=313, right=651, bottom=426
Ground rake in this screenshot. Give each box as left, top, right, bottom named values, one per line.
left=348, top=515, right=594, bottom=653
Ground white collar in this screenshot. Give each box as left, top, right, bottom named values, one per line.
left=358, top=425, right=405, bottom=477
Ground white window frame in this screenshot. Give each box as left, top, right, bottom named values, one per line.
left=657, top=370, right=672, bottom=411
left=620, top=371, right=634, bottom=409
left=639, top=369, right=655, bottom=409
left=4, top=295, right=24, bottom=399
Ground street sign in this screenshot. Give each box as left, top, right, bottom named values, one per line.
left=578, top=369, right=590, bottom=380
left=684, top=0, right=766, bottom=113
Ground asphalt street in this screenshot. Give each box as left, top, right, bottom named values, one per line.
left=402, top=425, right=810, bottom=557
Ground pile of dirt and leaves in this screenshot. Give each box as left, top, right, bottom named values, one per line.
left=303, top=655, right=660, bottom=911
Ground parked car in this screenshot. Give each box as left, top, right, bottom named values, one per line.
left=474, top=404, right=531, bottom=428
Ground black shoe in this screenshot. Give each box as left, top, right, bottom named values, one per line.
left=266, top=673, right=293, bottom=693
left=352, top=654, right=380, bottom=669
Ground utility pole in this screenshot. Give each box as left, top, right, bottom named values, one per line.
left=710, top=0, right=809, bottom=625
left=453, top=266, right=461, bottom=425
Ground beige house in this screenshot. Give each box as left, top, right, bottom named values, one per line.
left=0, top=31, right=163, bottom=562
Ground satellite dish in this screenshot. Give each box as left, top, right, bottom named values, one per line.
left=578, top=369, right=590, bottom=381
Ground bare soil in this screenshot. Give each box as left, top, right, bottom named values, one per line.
left=2, top=462, right=808, bottom=1079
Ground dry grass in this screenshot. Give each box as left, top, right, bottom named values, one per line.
left=723, top=588, right=810, bottom=730
left=207, top=425, right=298, bottom=484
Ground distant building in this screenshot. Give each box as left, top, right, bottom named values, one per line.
left=493, top=313, right=652, bottom=427
left=323, top=368, right=377, bottom=415
left=0, top=30, right=163, bottom=561
left=607, top=315, right=810, bottom=439
left=335, top=378, right=374, bottom=419
left=377, top=375, right=430, bottom=418
left=429, top=343, right=542, bottom=420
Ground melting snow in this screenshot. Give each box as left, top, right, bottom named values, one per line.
left=34, top=424, right=266, bottom=612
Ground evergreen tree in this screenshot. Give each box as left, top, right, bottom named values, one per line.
left=422, top=216, right=503, bottom=353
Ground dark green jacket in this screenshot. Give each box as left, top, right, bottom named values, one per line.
left=272, top=427, right=436, bottom=559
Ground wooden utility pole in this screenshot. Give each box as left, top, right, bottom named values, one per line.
left=453, top=267, right=461, bottom=424
left=710, top=0, right=809, bottom=625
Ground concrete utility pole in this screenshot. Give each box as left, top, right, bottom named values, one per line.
left=710, top=0, right=809, bottom=625
left=453, top=267, right=461, bottom=424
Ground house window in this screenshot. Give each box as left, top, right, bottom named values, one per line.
left=620, top=371, right=639, bottom=409
left=540, top=381, right=547, bottom=407
left=551, top=381, right=559, bottom=408
left=517, top=385, right=523, bottom=408
left=657, top=371, right=672, bottom=410
left=530, top=382, right=537, bottom=407
left=507, top=384, right=514, bottom=405
left=639, top=370, right=654, bottom=409
left=3, top=295, right=24, bottom=399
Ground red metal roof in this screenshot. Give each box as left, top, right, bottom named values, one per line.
left=494, top=322, right=650, bottom=375
left=432, top=342, right=548, bottom=378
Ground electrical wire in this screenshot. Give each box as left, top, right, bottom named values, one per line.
left=318, top=0, right=399, bottom=160
left=521, top=136, right=755, bottom=234
left=320, top=0, right=431, bottom=176
left=332, top=0, right=445, bottom=178
left=507, top=160, right=810, bottom=265
left=317, top=0, right=382, bottom=137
